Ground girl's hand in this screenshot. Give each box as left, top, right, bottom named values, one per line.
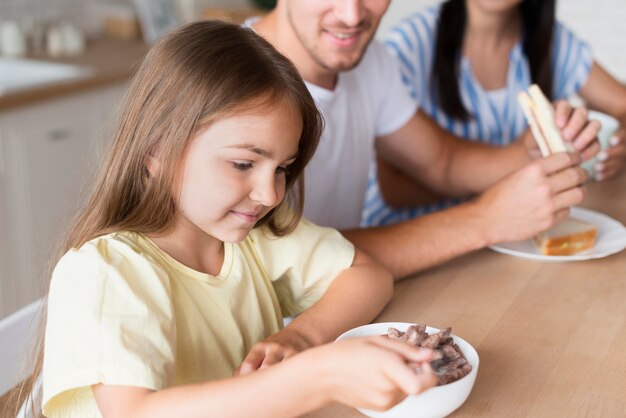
left=235, top=341, right=297, bottom=376
left=313, top=336, right=437, bottom=411
left=235, top=327, right=309, bottom=376
left=554, top=101, right=601, bottom=162
left=593, top=127, right=626, bottom=181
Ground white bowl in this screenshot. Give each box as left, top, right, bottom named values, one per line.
left=336, top=322, right=479, bottom=418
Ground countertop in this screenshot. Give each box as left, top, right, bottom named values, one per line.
left=0, top=8, right=267, bottom=112
left=0, top=37, right=149, bottom=112
left=302, top=172, right=626, bottom=418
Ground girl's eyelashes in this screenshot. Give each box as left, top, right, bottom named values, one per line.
left=232, top=161, right=253, bottom=171
left=278, top=159, right=297, bottom=174
left=231, top=160, right=293, bottom=173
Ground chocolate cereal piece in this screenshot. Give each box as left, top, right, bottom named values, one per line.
left=387, top=325, right=472, bottom=385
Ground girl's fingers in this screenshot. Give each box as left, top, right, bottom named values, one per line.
left=259, top=348, right=290, bottom=369
left=281, top=347, right=298, bottom=360
left=383, top=357, right=435, bottom=396
left=367, top=336, right=434, bottom=362
left=238, top=346, right=267, bottom=375
left=415, top=362, right=438, bottom=391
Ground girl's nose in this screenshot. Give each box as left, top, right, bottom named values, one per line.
left=249, top=174, right=279, bottom=207
left=334, top=0, right=365, bottom=27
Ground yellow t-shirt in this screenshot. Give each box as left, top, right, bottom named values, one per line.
left=42, top=219, right=354, bottom=417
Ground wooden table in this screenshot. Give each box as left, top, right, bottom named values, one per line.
left=304, top=172, right=626, bottom=418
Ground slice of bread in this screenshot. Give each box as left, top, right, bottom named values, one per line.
left=518, top=91, right=551, bottom=157
left=517, top=84, right=575, bottom=156
left=535, top=217, right=597, bottom=256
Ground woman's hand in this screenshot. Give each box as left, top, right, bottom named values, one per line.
left=593, top=125, right=626, bottom=181
left=554, top=101, right=601, bottom=161
left=311, top=336, right=437, bottom=411
left=521, top=101, right=600, bottom=162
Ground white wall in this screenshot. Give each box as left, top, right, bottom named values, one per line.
left=378, top=0, right=626, bottom=82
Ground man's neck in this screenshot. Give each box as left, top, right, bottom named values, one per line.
left=253, top=9, right=338, bottom=90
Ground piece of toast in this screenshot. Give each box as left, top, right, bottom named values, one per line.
left=535, top=217, right=597, bottom=256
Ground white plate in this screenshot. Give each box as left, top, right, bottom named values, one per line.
left=489, top=207, right=626, bottom=262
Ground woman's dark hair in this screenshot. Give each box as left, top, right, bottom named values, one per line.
left=433, top=0, right=555, bottom=120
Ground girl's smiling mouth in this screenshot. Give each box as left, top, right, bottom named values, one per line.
left=231, top=210, right=261, bottom=223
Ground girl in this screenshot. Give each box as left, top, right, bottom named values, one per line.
left=11, top=21, right=437, bottom=418
left=364, top=0, right=626, bottom=226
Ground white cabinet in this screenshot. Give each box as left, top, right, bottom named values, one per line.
left=0, top=83, right=127, bottom=317
left=0, top=129, right=10, bottom=314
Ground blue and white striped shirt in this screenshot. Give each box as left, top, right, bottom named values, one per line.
left=361, top=6, right=593, bottom=227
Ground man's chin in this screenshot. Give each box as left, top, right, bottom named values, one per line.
left=323, top=55, right=366, bottom=73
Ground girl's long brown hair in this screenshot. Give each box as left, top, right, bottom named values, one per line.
left=5, top=20, right=322, bottom=417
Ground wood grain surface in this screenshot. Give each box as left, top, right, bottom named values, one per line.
left=303, top=172, right=626, bottom=418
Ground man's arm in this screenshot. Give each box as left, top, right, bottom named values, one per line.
left=343, top=153, right=586, bottom=279
left=375, top=109, right=528, bottom=197
left=376, top=105, right=596, bottom=197
left=375, top=154, right=447, bottom=207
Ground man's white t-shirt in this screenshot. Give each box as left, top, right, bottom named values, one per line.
left=303, top=40, right=417, bottom=229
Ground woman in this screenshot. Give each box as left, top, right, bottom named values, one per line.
left=363, top=0, right=626, bottom=227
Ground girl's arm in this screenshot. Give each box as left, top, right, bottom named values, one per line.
left=237, top=248, right=393, bottom=373
left=579, top=62, right=626, bottom=180
left=93, top=337, right=436, bottom=418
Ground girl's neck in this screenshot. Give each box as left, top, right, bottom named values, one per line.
left=147, top=220, right=225, bottom=276
left=464, top=3, right=521, bottom=50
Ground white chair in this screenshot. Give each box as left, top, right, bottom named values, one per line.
left=0, top=299, right=43, bottom=417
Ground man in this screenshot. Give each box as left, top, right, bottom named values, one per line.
left=252, top=0, right=599, bottom=278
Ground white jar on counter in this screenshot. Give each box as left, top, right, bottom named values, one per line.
left=46, top=24, right=64, bottom=57
left=0, top=20, right=27, bottom=57
left=59, top=22, right=85, bottom=55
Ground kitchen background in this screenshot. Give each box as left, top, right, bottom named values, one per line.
left=0, top=0, right=625, bottom=320
left=0, top=0, right=624, bottom=79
